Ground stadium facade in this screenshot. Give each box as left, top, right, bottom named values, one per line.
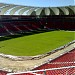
left=0, top=2, right=75, bottom=75
left=0, top=3, right=75, bottom=36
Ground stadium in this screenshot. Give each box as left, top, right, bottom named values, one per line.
left=0, top=1, right=75, bottom=75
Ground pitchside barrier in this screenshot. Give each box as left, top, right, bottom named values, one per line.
left=7, top=66, right=75, bottom=75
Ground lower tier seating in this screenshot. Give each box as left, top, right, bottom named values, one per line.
left=33, top=49, right=75, bottom=70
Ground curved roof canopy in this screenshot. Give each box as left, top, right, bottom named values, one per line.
left=0, top=3, right=75, bottom=15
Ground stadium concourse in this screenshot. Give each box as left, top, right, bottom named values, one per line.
left=0, top=3, right=75, bottom=75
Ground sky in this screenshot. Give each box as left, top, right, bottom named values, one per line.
left=0, top=0, right=74, bottom=7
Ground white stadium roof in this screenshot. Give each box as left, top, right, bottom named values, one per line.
left=0, top=3, right=75, bottom=15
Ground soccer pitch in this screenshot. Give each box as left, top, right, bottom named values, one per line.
left=0, top=30, right=74, bottom=56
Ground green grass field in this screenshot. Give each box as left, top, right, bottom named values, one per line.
left=0, top=30, right=74, bottom=56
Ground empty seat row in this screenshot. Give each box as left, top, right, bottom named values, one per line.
left=0, top=21, right=45, bottom=36
left=33, top=49, right=75, bottom=70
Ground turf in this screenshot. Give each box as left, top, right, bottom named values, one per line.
left=0, top=30, right=74, bottom=56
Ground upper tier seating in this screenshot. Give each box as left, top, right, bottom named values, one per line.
left=0, top=25, right=10, bottom=36
left=2, top=23, right=20, bottom=32
left=0, top=21, right=45, bottom=36
left=16, top=25, right=30, bottom=32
